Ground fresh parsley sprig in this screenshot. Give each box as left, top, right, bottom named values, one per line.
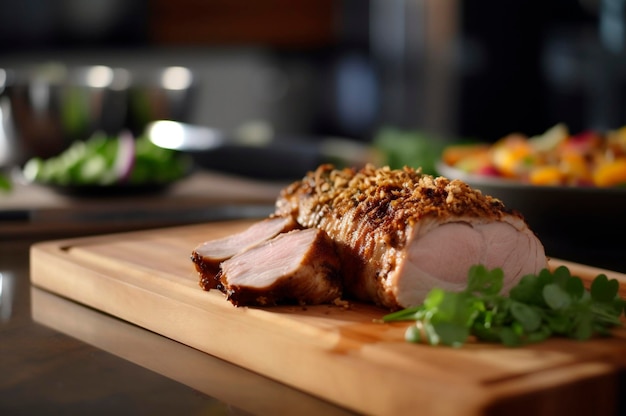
left=382, top=265, right=626, bottom=347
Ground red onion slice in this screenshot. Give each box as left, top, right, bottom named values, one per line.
left=113, top=131, right=136, bottom=183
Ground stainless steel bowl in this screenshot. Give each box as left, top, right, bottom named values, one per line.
left=0, top=63, right=196, bottom=169
left=0, top=64, right=131, bottom=167
left=126, top=66, right=196, bottom=136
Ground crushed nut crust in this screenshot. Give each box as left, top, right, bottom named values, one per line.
left=276, top=164, right=515, bottom=250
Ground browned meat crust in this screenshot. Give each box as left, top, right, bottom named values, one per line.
left=276, top=164, right=515, bottom=229
left=275, top=164, right=527, bottom=306
left=191, top=251, right=221, bottom=290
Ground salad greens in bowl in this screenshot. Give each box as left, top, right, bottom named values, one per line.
left=22, top=131, right=191, bottom=196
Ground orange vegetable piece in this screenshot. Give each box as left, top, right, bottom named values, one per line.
left=593, top=158, right=626, bottom=187
left=529, top=166, right=562, bottom=186
left=442, top=144, right=490, bottom=167
left=492, top=133, right=534, bottom=178
left=560, top=151, right=592, bottom=184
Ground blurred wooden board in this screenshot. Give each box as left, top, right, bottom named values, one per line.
left=30, top=220, right=626, bottom=415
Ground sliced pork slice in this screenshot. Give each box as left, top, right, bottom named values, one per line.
left=192, top=216, right=298, bottom=290
left=387, top=215, right=546, bottom=308
left=276, top=164, right=548, bottom=310
left=216, top=228, right=342, bottom=307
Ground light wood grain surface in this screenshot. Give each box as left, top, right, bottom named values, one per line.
left=30, top=220, right=626, bottom=415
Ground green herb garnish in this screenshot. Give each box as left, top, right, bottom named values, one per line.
left=382, top=265, right=626, bottom=347
left=0, top=172, right=11, bottom=192
left=373, top=128, right=444, bottom=175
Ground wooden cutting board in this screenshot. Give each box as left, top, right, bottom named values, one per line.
left=30, top=220, right=626, bottom=415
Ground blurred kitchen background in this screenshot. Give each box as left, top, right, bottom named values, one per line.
left=1, top=0, right=625, bottom=273
left=1, top=0, right=624, bottom=155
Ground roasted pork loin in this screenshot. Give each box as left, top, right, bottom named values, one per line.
left=191, top=164, right=547, bottom=310
left=216, top=228, right=342, bottom=306
left=192, top=216, right=297, bottom=289
left=275, top=164, right=547, bottom=310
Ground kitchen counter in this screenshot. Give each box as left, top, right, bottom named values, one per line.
left=0, top=171, right=357, bottom=415
left=0, top=170, right=284, bottom=240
